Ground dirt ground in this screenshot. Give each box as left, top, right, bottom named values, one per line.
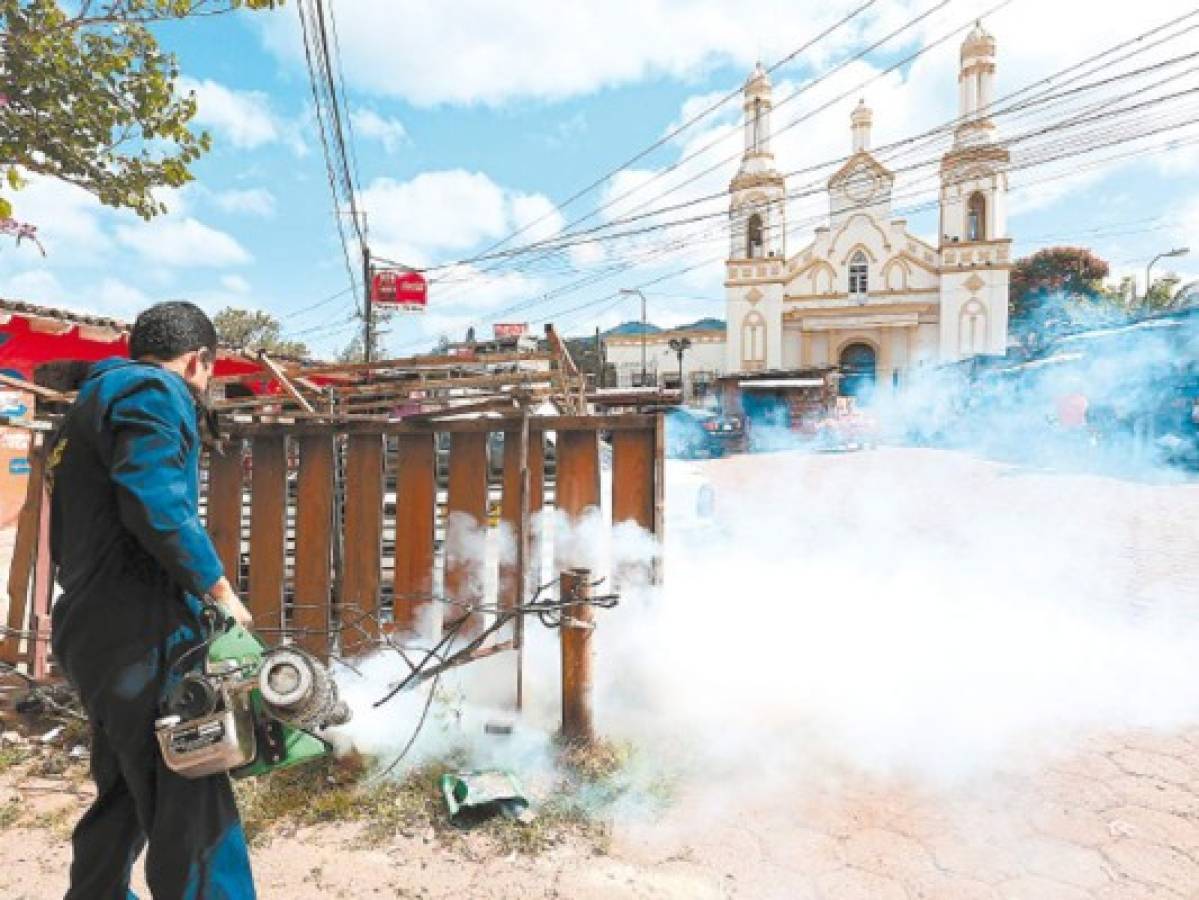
left=3, top=449, right=1199, bottom=898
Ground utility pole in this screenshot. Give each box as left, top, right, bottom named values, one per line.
left=668, top=337, right=692, bottom=403
left=619, top=288, right=648, bottom=386
left=362, top=243, right=373, bottom=365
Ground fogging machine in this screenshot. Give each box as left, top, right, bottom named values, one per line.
left=154, top=607, right=351, bottom=779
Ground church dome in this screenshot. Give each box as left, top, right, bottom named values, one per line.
left=961, top=20, right=996, bottom=61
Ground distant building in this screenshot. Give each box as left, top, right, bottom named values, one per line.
left=602, top=321, right=726, bottom=402
left=724, top=22, right=1012, bottom=395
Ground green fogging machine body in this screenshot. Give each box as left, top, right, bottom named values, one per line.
left=154, top=615, right=351, bottom=780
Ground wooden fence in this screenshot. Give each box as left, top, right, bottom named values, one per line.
left=2, top=414, right=664, bottom=680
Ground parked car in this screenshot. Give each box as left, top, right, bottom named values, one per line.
left=664, top=408, right=743, bottom=459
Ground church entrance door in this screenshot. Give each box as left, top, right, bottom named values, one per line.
left=839, top=343, right=877, bottom=401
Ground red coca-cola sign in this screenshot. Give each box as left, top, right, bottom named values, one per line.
left=493, top=323, right=528, bottom=339
left=371, top=269, right=427, bottom=310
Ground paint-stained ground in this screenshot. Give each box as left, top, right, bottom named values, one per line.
left=2, top=449, right=1199, bottom=898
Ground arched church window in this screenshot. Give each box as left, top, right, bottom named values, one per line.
left=848, top=251, right=869, bottom=298
left=959, top=300, right=987, bottom=355
left=742, top=311, right=766, bottom=370
left=751, top=98, right=763, bottom=152
left=967, top=192, right=987, bottom=241
left=746, top=213, right=764, bottom=259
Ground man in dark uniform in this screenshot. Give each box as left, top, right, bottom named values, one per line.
left=49, top=301, right=257, bottom=899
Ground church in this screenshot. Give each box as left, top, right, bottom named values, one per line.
left=724, top=23, right=1012, bottom=392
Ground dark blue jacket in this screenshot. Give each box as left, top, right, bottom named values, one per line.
left=49, top=358, right=224, bottom=690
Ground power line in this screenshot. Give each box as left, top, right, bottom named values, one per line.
left=443, top=0, right=884, bottom=270
left=296, top=0, right=359, bottom=297
left=412, top=0, right=952, bottom=307
left=380, top=11, right=1199, bottom=350
left=421, top=4, right=1198, bottom=285
left=423, top=36, right=1199, bottom=278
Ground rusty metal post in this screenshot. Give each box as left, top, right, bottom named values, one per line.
left=559, top=567, right=595, bottom=744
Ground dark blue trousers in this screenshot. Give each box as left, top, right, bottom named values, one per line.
left=54, top=588, right=256, bottom=900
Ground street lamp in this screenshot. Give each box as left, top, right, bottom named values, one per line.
left=668, top=337, right=692, bottom=403
left=619, top=288, right=648, bottom=386
left=1145, top=247, right=1189, bottom=306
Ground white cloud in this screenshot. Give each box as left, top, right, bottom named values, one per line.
left=94, top=278, right=151, bottom=319
left=220, top=274, right=252, bottom=294
left=116, top=217, right=252, bottom=268
left=258, top=0, right=925, bottom=107
left=350, top=108, right=408, bottom=153
left=0, top=270, right=65, bottom=305
left=212, top=187, right=278, bottom=218
left=4, top=175, right=110, bottom=261
left=359, top=170, right=538, bottom=265
left=179, top=77, right=301, bottom=153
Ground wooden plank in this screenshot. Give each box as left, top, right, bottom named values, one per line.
left=248, top=437, right=287, bottom=635
left=205, top=443, right=244, bottom=586
left=255, top=350, right=316, bottom=413
left=498, top=431, right=524, bottom=613
left=444, top=431, right=489, bottom=636
left=223, top=414, right=659, bottom=438
left=293, top=435, right=334, bottom=657
left=2, top=444, right=44, bottom=665
left=652, top=412, right=665, bottom=585
left=258, top=350, right=555, bottom=379
left=555, top=430, right=601, bottom=570
left=392, top=433, right=436, bottom=634
left=611, top=427, right=656, bottom=588
left=28, top=479, right=53, bottom=681
left=526, top=431, right=546, bottom=590
left=340, top=434, right=384, bottom=656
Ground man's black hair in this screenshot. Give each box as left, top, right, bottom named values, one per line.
left=129, top=301, right=218, bottom=361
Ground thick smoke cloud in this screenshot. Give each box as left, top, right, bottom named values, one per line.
left=332, top=308, right=1199, bottom=814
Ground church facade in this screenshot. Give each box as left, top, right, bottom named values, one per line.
left=724, top=23, right=1011, bottom=389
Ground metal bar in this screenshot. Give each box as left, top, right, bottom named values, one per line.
left=559, top=568, right=595, bottom=745
left=444, top=431, right=488, bottom=637
left=205, top=443, right=244, bottom=584
left=392, top=433, right=435, bottom=634
left=340, top=434, right=384, bottom=656
left=248, top=436, right=288, bottom=635
left=293, top=435, right=335, bottom=657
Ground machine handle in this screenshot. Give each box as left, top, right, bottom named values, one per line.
left=200, top=598, right=236, bottom=636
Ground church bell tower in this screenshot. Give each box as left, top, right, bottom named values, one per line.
left=938, top=22, right=1011, bottom=359
left=728, top=63, right=786, bottom=261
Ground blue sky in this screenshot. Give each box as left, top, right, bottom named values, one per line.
left=4, top=0, right=1199, bottom=357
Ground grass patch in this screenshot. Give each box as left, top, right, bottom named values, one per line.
left=0, top=798, right=20, bottom=829
left=234, top=739, right=674, bottom=857
left=0, top=743, right=32, bottom=774
left=235, top=756, right=453, bottom=848
left=27, top=805, right=74, bottom=839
